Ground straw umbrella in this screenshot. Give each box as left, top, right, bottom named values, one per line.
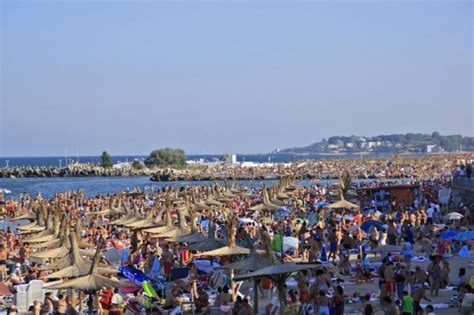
left=166, top=208, right=207, bottom=243
left=187, top=219, right=226, bottom=252
left=123, top=201, right=160, bottom=229
left=194, top=217, right=252, bottom=300
left=143, top=206, right=177, bottom=234
left=194, top=217, right=251, bottom=257
left=48, top=240, right=132, bottom=314
left=45, top=233, right=117, bottom=279
left=24, top=214, right=62, bottom=244
left=30, top=225, right=95, bottom=260
left=234, top=263, right=321, bottom=308
left=152, top=206, right=191, bottom=239
left=249, top=186, right=281, bottom=212
left=18, top=202, right=48, bottom=231
left=328, top=176, right=359, bottom=209
left=224, top=230, right=276, bottom=313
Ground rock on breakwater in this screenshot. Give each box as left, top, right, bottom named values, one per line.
left=0, top=165, right=153, bottom=178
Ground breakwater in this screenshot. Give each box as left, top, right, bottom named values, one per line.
left=0, top=165, right=153, bottom=178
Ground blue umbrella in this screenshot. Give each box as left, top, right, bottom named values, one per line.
left=275, top=208, right=289, bottom=216
left=317, top=201, right=329, bottom=207
left=454, top=231, right=474, bottom=241
left=361, top=220, right=383, bottom=233
left=441, top=229, right=460, bottom=240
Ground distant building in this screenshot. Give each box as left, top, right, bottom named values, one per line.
left=426, top=145, right=444, bottom=153
left=225, top=154, right=237, bottom=165
left=345, top=142, right=355, bottom=148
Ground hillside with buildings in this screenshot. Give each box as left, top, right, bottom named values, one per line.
left=277, top=132, right=474, bottom=155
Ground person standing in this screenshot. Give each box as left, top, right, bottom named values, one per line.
left=401, top=291, right=413, bottom=315
left=427, top=257, right=441, bottom=297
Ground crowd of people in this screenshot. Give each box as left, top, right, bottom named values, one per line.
left=0, top=155, right=472, bottom=315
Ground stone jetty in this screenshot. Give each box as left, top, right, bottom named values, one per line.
left=0, top=164, right=153, bottom=178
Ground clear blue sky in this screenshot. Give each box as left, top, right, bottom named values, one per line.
left=0, top=0, right=472, bottom=157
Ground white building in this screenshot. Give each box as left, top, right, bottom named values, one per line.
left=426, top=145, right=444, bottom=153
left=225, top=154, right=237, bottom=165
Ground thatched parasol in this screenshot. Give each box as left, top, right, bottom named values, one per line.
left=30, top=226, right=95, bottom=259
left=328, top=175, right=359, bottom=209
left=152, top=206, right=190, bottom=239
left=143, top=206, right=176, bottom=234
left=48, top=240, right=132, bottom=314
left=24, top=214, right=62, bottom=244
left=327, top=198, right=359, bottom=209
left=45, top=234, right=117, bottom=279
left=223, top=230, right=276, bottom=313
left=10, top=212, right=36, bottom=221
left=166, top=208, right=207, bottom=243
left=194, top=217, right=251, bottom=257
left=249, top=186, right=281, bottom=211
left=234, top=263, right=321, bottom=308
left=187, top=219, right=225, bottom=252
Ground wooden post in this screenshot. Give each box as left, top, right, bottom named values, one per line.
left=253, top=279, right=259, bottom=314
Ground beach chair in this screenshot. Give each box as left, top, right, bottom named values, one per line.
left=27, top=280, right=44, bottom=309
left=14, top=283, right=28, bottom=313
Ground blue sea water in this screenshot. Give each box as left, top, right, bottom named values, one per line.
left=0, top=153, right=389, bottom=168
left=0, top=177, right=315, bottom=199
left=0, top=176, right=410, bottom=200
left=0, top=154, right=403, bottom=199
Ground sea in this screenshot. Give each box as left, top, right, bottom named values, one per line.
left=0, top=153, right=381, bottom=167
left=0, top=154, right=402, bottom=199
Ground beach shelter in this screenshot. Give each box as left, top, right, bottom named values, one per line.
left=24, top=214, right=64, bottom=244
left=234, top=263, right=321, bottom=308
left=48, top=240, right=133, bottom=314
left=224, top=231, right=277, bottom=313
left=327, top=198, right=359, bottom=210
left=327, top=176, right=359, bottom=210
left=45, top=233, right=117, bottom=279
left=152, top=206, right=191, bottom=239
left=143, top=206, right=177, bottom=234
left=194, top=217, right=252, bottom=257
left=166, top=209, right=207, bottom=243
left=30, top=226, right=95, bottom=259
left=86, top=198, right=126, bottom=217
left=124, top=203, right=160, bottom=229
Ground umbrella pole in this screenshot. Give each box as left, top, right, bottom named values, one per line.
left=87, top=293, right=94, bottom=315
left=275, top=275, right=287, bottom=310
left=230, top=267, right=236, bottom=301
left=78, top=291, right=83, bottom=314
left=253, top=279, right=259, bottom=314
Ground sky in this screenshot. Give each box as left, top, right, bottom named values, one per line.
left=0, top=0, right=472, bottom=157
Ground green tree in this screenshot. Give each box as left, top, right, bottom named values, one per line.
left=132, top=160, right=145, bottom=170
left=100, top=151, right=113, bottom=168
left=145, top=148, right=186, bottom=167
